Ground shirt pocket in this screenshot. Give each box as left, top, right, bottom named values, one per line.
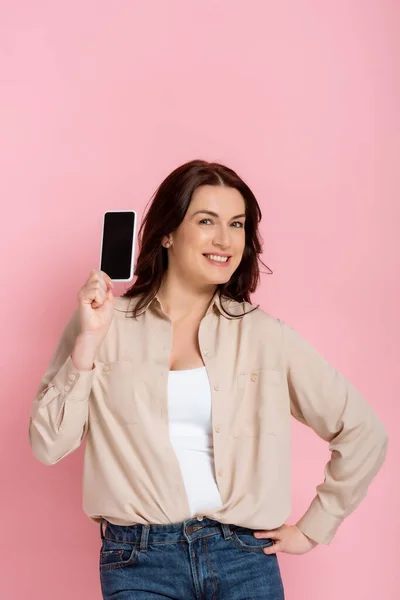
left=233, top=367, right=282, bottom=438
left=97, top=360, right=138, bottom=424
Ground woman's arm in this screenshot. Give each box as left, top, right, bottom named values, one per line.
left=279, top=319, right=389, bottom=545
left=28, top=308, right=98, bottom=466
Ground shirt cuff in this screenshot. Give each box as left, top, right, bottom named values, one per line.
left=35, top=354, right=96, bottom=408
left=295, top=497, right=343, bottom=545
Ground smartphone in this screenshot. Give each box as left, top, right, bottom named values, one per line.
left=99, top=210, right=137, bottom=281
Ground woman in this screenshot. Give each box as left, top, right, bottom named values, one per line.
left=29, top=159, right=388, bottom=599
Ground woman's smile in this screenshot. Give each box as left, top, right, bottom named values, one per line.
left=203, top=253, right=232, bottom=267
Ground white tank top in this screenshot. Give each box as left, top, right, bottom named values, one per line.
left=167, top=366, right=223, bottom=516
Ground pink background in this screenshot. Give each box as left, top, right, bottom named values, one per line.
left=1, top=1, right=398, bottom=598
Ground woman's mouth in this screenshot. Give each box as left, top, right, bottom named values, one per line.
left=203, top=253, right=232, bottom=267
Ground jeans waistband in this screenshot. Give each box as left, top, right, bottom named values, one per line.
left=100, top=517, right=234, bottom=552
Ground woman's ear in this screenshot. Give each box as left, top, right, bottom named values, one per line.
left=162, top=235, right=172, bottom=248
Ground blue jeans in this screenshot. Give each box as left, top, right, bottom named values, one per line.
left=99, top=517, right=285, bottom=599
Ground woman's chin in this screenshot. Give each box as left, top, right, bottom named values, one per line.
left=191, top=264, right=234, bottom=286
left=204, top=273, right=232, bottom=285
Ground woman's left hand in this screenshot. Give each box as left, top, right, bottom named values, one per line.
left=253, top=524, right=319, bottom=555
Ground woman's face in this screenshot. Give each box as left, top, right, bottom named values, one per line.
left=164, top=185, right=246, bottom=288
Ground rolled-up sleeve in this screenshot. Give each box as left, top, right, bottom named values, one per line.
left=280, top=320, right=389, bottom=545
left=29, top=307, right=96, bottom=466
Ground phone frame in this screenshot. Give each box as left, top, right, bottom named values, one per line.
left=99, top=209, right=138, bottom=282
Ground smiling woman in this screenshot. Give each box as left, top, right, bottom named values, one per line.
left=29, top=159, right=388, bottom=600
left=160, top=185, right=247, bottom=287
left=121, top=159, right=272, bottom=318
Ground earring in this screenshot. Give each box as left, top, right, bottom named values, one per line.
left=165, top=240, right=171, bottom=248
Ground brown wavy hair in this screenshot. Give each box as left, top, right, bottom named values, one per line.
left=121, top=159, right=273, bottom=318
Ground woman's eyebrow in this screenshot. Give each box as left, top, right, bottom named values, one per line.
left=191, top=210, right=246, bottom=219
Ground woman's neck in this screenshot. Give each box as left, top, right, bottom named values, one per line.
left=157, top=275, right=217, bottom=322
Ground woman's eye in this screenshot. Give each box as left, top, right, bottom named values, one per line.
left=198, top=219, right=244, bottom=228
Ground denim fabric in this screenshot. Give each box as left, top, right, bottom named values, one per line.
left=99, top=517, right=285, bottom=599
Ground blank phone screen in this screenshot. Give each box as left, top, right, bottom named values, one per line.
left=100, top=211, right=136, bottom=280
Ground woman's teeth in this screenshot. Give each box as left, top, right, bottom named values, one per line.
left=204, top=254, right=229, bottom=262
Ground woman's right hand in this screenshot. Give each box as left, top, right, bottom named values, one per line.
left=77, top=269, right=115, bottom=340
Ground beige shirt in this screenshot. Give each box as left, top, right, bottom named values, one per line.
left=28, top=292, right=388, bottom=545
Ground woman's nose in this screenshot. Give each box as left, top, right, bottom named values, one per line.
left=213, top=227, right=231, bottom=248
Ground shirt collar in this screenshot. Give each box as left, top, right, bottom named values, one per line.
left=126, top=288, right=251, bottom=320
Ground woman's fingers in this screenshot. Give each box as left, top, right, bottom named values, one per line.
left=263, top=542, right=280, bottom=554
left=254, top=528, right=280, bottom=540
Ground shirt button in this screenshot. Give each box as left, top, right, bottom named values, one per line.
left=213, top=384, right=219, bottom=391
left=217, top=469, right=223, bottom=477
left=64, top=385, right=71, bottom=392
left=251, top=373, right=258, bottom=382
left=203, top=350, right=210, bottom=357
left=197, top=516, right=204, bottom=521
left=69, top=374, right=76, bottom=381
left=103, top=365, right=110, bottom=372
left=214, top=425, right=220, bottom=433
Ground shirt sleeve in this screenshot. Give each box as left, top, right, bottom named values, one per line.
left=29, top=307, right=96, bottom=466
left=279, top=319, right=388, bottom=545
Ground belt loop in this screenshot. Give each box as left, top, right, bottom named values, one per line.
left=139, top=524, right=150, bottom=552
left=221, top=523, right=232, bottom=540
left=100, top=519, right=106, bottom=541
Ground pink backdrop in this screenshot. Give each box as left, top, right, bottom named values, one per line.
left=1, top=1, right=398, bottom=598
